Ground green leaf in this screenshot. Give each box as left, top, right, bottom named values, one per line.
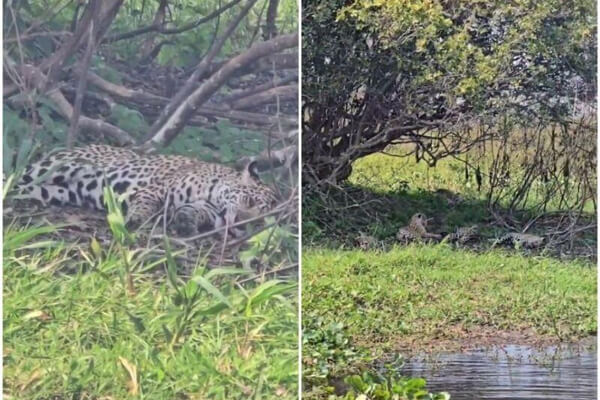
left=245, top=280, right=296, bottom=315
left=204, top=267, right=252, bottom=280
left=191, top=275, right=231, bottom=307
left=3, top=225, right=61, bottom=253
left=163, top=239, right=181, bottom=294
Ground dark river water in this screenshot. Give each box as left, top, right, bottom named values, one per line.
left=399, top=344, right=597, bottom=400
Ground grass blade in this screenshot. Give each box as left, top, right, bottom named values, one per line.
left=192, top=275, right=232, bottom=307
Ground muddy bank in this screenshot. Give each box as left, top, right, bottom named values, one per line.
left=378, top=327, right=597, bottom=356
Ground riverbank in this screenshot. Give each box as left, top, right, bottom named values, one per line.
left=302, top=245, right=596, bottom=377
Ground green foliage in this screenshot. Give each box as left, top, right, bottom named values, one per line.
left=3, top=224, right=61, bottom=254
left=302, top=0, right=596, bottom=182
left=3, top=107, right=32, bottom=171
left=337, top=0, right=595, bottom=104
left=303, top=246, right=596, bottom=348
left=2, top=112, right=45, bottom=199
left=4, top=224, right=298, bottom=399
left=240, top=217, right=298, bottom=269
left=103, top=186, right=132, bottom=245
left=164, top=121, right=267, bottom=164
left=341, top=372, right=450, bottom=400
left=106, top=0, right=299, bottom=65
left=302, top=318, right=362, bottom=380
left=93, top=57, right=124, bottom=84
left=107, top=104, right=149, bottom=138
left=3, top=108, right=36, bottom=174
left=36, top=99, right=70, bottom=143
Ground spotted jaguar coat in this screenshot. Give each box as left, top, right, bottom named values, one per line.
left=12, top=145, right=278, bottom=236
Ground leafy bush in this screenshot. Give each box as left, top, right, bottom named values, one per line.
left=302, top=0, right=596, bottom=184
left=340, top=373, right=450, bottom=400
left=303, top=317, right=362, bottom=380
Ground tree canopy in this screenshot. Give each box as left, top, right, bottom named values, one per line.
left=302, top=0, right=596, bottom=185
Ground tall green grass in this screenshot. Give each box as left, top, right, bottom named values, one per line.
left=3, top=223, right=298, bottom=399
left=302, top=148, right=596, bottom=399
left=304, top=245, right=596, bottom=348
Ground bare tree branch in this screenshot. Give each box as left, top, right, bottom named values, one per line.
left=138, top=0, right=169, bottom=62
left=39, top=0, right=124, bottom=89
left=229, top=83, right=297, bottom=110
left=67, top=0, right=100, bottom=149
left=143, top=32, right=298, bottom=147
left=146, top=0, right=260, bottom=141
left=264, top=0, right=279, bottom=39
left=4, top=30, right=72, bottom=44
left=102, top=0, right=244, bottom=43
left=18, top=63, right=134, bottom=145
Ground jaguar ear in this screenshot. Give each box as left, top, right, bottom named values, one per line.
left=241, top=160, right=260, bottom=184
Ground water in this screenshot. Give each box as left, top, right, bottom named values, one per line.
left=400, top=344, right=597, bottom=400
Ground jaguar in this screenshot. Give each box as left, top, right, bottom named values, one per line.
left=11, top=144, right=278, bottom=236
left=395, top=213, right=441, bottom=242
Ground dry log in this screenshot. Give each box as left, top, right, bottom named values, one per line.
left=223, top=75, right=297, bottom=103
left=229, top=84, right=297, bottom=110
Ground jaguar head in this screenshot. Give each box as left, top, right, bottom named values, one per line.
left=235, top=160, right=279, bottom=218
left=236, top=184, right=279, bottom=221
left=410, top=213, right=428, bottom=228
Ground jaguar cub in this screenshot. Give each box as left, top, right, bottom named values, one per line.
left=12, top=145, right=278, bottom=236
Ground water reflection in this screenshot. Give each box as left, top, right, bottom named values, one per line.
left=400, top=344, right=597, bottom=400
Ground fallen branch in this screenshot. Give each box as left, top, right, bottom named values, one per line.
left=19, top=63, right=135, bottom=145
left=143, top=32, right=298, bottom=147
left=81, top=70, right=296, bottom=127
left=229, top=84, right=297, bottom=110
left=84, top=70, right=166, bottom=104
left=199, top=105, right=297, bottom=127
left=223, top=74, right=296, bottom=103
left=185, top=52, right=298, bottom=80
left=236, top=143, right=298, bottom=171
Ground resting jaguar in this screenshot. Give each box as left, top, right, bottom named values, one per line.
left=11, top=144, right=278, bottom=236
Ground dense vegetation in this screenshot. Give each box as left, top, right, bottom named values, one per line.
left=4, top=1, right=299, bottom=398
left=302, top=155, right=597, bottom=399
left=5, top=222, right=298, bottom=399
left=302, top=0, right=596, bottom=226
left=302, top=1, right=596, bottom=397
left=304, top=246, right=596, bottom=348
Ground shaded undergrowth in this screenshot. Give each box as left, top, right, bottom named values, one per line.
left=303, top=182, right=596, bottom=262
left=303, top=183, right=490, bottom=245
left=304, top=151, right=596, bottom=260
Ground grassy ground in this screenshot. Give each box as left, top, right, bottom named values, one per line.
left=304, top=246, right=596, bottom=350
left=302, top=246, right=596, bottom=397
left=302, top=151, right=597, bottom=398
left=4, top=225, right=298, bottom=399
